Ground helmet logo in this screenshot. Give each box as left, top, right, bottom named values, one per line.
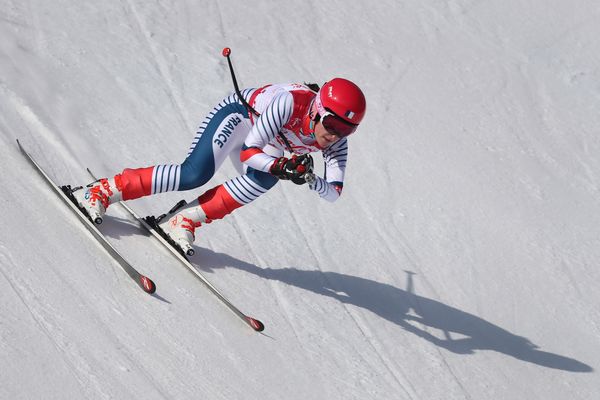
left=345, top=111, right=355, bottom=119
left=328, top=86, right=334, bottom=98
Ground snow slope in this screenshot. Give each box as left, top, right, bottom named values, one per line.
left=1, top=0, right=599, bottom=399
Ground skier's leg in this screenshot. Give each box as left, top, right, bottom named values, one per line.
left=119, top=94, right=252, bottom=198
left=158, top=166, right=280, bottom=254
left=73, top=94, right=251, bottom=221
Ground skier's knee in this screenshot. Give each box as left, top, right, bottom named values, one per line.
left=179, top=162, right=214, bottom=190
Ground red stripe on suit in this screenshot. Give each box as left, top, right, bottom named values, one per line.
left=118, top=167, right=154, bottom=200
left=197, top=185, right=243, bottom=220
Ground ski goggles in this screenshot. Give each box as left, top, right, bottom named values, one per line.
left=314, top=96, right=359, bottom=138
left=319, top=110, right=359, bottom=138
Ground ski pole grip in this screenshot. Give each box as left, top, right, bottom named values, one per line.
left=222, top=47, right=231, bottom=57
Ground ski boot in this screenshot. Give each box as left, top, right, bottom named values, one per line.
left=157, top=199, right=208, bottom=257
left=72, top=177, right=123, bottom=224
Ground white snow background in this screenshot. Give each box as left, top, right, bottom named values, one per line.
left=1, top=1, right=599, bottom=399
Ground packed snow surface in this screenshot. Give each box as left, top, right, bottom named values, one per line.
left=1, top=1, right=599, bottom=399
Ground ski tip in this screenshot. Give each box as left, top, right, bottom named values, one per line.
left=140, top=275, right=156, bottom=294
left=246, top=317, right=265, bottom=332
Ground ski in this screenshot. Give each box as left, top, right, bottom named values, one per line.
left=16, top=139, right=156, bottom=294
left=87, top=168, right=265, bottom=332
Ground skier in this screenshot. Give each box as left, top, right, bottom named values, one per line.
left=73, top=78, right=366, bottom=255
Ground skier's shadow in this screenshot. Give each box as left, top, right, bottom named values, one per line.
left=99, top=217, right=592, bottom=372
left=196, top=247, right=592, bottom=373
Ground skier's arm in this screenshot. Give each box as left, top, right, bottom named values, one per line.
left=240, top=91, right=293, bottom=172
left=308, top=138, right=348, bottom=202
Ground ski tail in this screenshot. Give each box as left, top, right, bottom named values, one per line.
left=17, top=140, right=156, bottom=294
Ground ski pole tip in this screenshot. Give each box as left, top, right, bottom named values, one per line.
left=222, top=47, right=231, bottom=57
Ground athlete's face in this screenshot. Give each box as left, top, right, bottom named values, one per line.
left=314, top=120, right=342, bottom=148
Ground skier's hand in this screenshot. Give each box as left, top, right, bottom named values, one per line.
left=270, top=154, right=314, bottom=185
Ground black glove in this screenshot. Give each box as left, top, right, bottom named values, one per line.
left=270, top=154, right=314, bottom=185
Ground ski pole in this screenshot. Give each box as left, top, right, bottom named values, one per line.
left=221, top=47, right=294, bottom=153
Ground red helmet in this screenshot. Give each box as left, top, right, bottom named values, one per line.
left=315, top=78, right=366, bottom=137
